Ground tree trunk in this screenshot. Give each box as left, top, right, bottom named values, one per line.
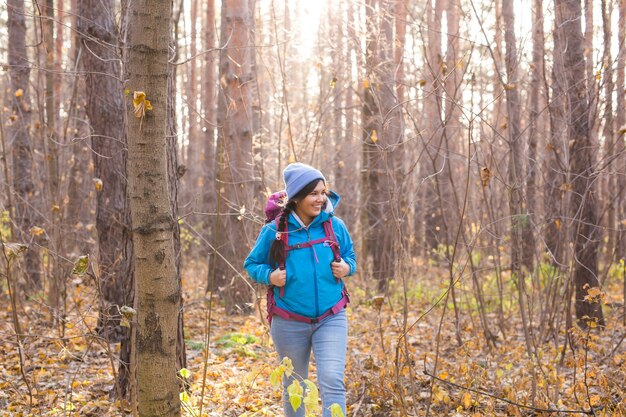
left=126, top=0, right=181, bottom=414
left=544, top=8, right=567, bottom=267
left=523, top=0, right=544, bottom=271
left=616, top=0, right=626, bottom=260
left=601, top=0, right=616, bottom=256
left=555, top=0, right=605, bottom=328
left=77, top=0, right=133, bottom=345
left=43, top=0, right=64, bottom=322
left=213, top=0, right=256, bottom=313
left=362, top=0, right=403, bottom=291
left=419, top=0, right=444, bottom=254
left=167, top=11, right=188, bottom=379
left=7, top=0, right=42, bottom=290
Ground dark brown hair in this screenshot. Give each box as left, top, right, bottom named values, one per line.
left=269, top=179, right=325, bottom=265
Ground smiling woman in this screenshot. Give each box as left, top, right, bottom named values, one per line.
left=244, top=162, right=357, bottom=417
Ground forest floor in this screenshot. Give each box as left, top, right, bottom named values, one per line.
left=1, top=259, right=626, bottom=417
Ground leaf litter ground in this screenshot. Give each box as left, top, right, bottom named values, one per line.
left=1, top=261, right=625, bottom=416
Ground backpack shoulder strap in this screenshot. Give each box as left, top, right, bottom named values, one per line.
left=323, top=217, right=341, bottom=262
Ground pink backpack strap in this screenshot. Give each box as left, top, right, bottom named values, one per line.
left=323, top=218, right=341, bottom=262
left=275, top=218, right=287, bottom=297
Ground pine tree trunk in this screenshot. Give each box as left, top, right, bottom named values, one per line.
left=213, top=0, right=256, bottom=313
left=77, top=0, right=133, bottom=345
left=362, top=0, right=403, bottom=291
left=555, top=0, right=605, bottom=328
left=126, top=0, right=181, bottom=414
left=7, top=0, right=42, bottom=289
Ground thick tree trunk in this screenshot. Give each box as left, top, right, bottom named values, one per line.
left=77, top=0, right=133, bottom=345
left=126, top=0, right=181, bottom=414
left=7, top=0, right=42, bottom=290
left=555, top=0, right=605, bottom=328
left=213, top=0, right=256, bottom=313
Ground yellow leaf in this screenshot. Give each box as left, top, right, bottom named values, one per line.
left=363, top=79, right=370, bottom=89
left=462, top=392, right=472, bottom=409
left=330, top=403, right=345, bottom=417
left=15, top=89, right=23, bottom=97
left=371, top=130, right=378, bottom=143
left=133, top=91, right=152, bottom=118
left=270, top=367, right=283, bottom=388
left=480, top=167, right=491, bottom=187
left=29, top=226, right=46, bottom=236
left=281, top=357, right=294, bottom=377
left=504, top=83, right=516, bottom=90
left=179, top=391, right=190, bottom=403
left=179, top=368, right=191, bottom=379
left=93, top=178, right=103, bottom=191
left=71, top=255, right=90, bottom=276
left=303, top=379, right=320, bottom=414
left=555, top=218, right=562, bottom=230
left=330, top=77, right=337, bottom=89
left=287, top=380, right=303, bottom=411
left=288, top=154, right=296, bottom=164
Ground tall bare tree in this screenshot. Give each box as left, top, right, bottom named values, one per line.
left=77, top=0, right=133, bottom=343
left=362, top=0, right=404, bottom=290
left=524, top=0, right=545, bottom=270
left=616, top=0, right=626, bottom=260
left=601, top=0, right=617, bottom=256
left=7, top=0, right=41, bottom=289
left=126, top=0, right=181, bottom=414
left=555, top=0, right=605, bottom=327
left=212, top=0, right=257, bottom=312
left=77, top=0, right=135, bottom=397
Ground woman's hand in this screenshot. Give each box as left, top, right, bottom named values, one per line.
left=331, top=258, right=350, bottom=279
left=270, top=268, right=286, bottom=287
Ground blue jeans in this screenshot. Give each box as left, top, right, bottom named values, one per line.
left=270, top=310, right=347, bottom=417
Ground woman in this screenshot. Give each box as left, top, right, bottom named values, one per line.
left=244, top=162, right=357, bottom=417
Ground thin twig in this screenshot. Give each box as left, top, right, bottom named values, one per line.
left=424, top=370, right=596, bottom=415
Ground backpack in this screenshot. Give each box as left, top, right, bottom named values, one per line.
left=263, top=191, right=348, bottom=325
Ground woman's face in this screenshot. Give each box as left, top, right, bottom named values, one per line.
left=294, top=180, right=327, bottom=225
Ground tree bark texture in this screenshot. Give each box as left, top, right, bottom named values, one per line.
left=616, top=0, right=626, bottom=260
left=555, top=0, right=605, bottom=327
left=126, top=0, right=181, bottom=414
left=213, top=0, right=256, bottom=313
left=77, top=0, right=134, bottom=345
left=544, top=7, right=567, bottom=267
left=524, top=0, right=545, bottom=270
left=420, top=0, right=444, bottom=253
left=362, top=0, right=404, bottom=290
left=7, top=0, right=42, bottom=289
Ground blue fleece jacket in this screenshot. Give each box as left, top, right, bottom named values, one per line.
left=244, top=192, right=357, bottom=318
